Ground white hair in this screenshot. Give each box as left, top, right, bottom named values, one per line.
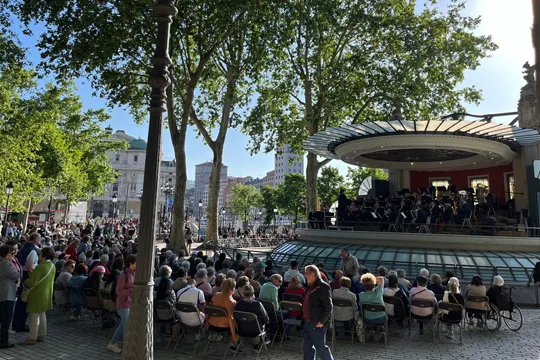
left=419, top=268, right=429, bottom=277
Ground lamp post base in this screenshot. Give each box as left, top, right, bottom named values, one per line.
left=122, top=282, right=154, bottom=359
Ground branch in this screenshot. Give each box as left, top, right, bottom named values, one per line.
left=289, top=91, right=305, bottom=106
left=351, top=94, right=378, bottom=124
left=317, top=158, right=332, bottom=170
left=190, top=108, right=214, bottom=150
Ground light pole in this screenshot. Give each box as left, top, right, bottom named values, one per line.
left=273, top=208, right=278, bottom=234
left=198, top=199, right=203, bottom=242
left=123, top=0, right=177, bottom=357
left=258, top=210, right=262, bottom=234
left=221, top=207, right=225, bottom=235
left=4, top=182, right=13, bottom=223
left=112, top=193, right=118, bottom=220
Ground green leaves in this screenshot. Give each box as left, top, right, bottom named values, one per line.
left=277, top=173, right=306, bottom=224
left=317, top=166, right=344, bottom=209
left=0, top=64, right=124, bottom=211
left=345, top=167, right=388, bottom=198
left=227, top=183, right=262, bottom=223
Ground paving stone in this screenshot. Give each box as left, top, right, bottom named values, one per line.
left=0, top=309, right=539, bottom=359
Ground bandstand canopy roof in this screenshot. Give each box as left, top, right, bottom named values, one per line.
left=304, top=120, right=540, bottom=171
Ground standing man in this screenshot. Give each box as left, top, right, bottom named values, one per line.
left=303, top=265, right=334, bottom=360
left=340, top=249, right=359, bottom=280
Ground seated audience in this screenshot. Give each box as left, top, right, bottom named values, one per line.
left=330, top=270, right=343, bottom=291
left=172, top=268, right=188, bottom=292
left=234, top=276, right=250, bottom=299
left=332, top=276, right=358, bottom=322
left=383, top=274, right=409, bottom=323
left=208, top=278, right=238, bottom=346
left=396, top=269, right=411, bottom=289
left=486, top=275, right=509, bottom=309
left=212, top=273, right=226, bottom=296
left=244, top=268, right=261, bottom=294
left=259, top=274, right=283, bottom=313
left=54, top=260, right=75, bottom=307
left=207, top=267, right=216, bottom=286
left=411, top=268, right=430, bottom=288
left=464, top=275, right=489, bottom=327
left=194, top=268, right=212, bottom=296
left=442, top=271, right=455, bottom=287
left=234, top=285, right=270, bottom=344
left=284, top=275, right=305, bottom=317
left=427, top=274, right=447, bottom=296
left=441, top=277, right=464, bottom=339
left=177, top=278, right=206, bottom=332
left=358, top=273, right=386, bottom=325
left=283, top=260, right=306, bottom=284
left=410, top=275, right=436, bottom=334
left=68, top=264, right=88, bottom=320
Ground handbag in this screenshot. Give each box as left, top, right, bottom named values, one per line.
left=21, top=263, right=54, bottom=302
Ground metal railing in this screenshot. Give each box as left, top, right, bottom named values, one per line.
left=298, top=219, right=540, bottom=238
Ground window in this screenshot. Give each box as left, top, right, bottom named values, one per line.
left=115, top=154, right=120, bottom=162
left=134, top=155, right=139, bottom=162
left=469, top=176, right=489, bottom=192
left=429, top=178, right=450, bottom=197
left=506, top=173, right=515, bottom=200
left=112, top=183, right=118, bottom=192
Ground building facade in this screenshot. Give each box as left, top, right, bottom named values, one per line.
left=194, top=162, right=228, bottom=211
left=263, top=170, right=275, bottom=188
left=88, top=129, right=177, bottom=219
left=274, top=145, right=304, bottom=187
left=245, top=177, right=264, bottom=190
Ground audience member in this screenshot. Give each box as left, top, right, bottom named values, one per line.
left=410, top=275, right=436, bottom=335
left=208, top=278, right=238, bottom=347
left=284, top=260, right=306, bottom=284
left=441, top=277, right=464, bottom=339
left=427, top=274, right=447, bottom=296
left=464, top=275, right=489, bottom=328
left=259, top=274, right=283, bottom=312
left=330, top=270, right=343, bottom=291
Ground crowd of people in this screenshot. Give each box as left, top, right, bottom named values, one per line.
left=0, top=224, right=522, bottom=359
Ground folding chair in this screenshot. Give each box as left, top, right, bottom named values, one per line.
left=233, top=311, right=271, bottom=360
left=175, top=302, right=205, bottom=353
left=82, top=288, right=108, bottom=331
left=259, top=300, right=280, bottom=347
left=279, top=300, right=303, bottom=348
left=203, top=306, right=235, bottom=360
left=383, top=295, right=410, bottom=337
left=359, top=303, right=388, bottom=347
left=462, top=211, right=473, bottom=229
left=409, top=299, right=436, bottom=340
left=437, top=302, right=464, bottom=345
left=154, top=300, right=180, bottom=350
left=419, top=217, right=431, bottom=234
left=331, top=298, right=356, bottom=349
left=282, top=293, right=304, bottom=303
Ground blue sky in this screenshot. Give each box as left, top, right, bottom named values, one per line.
left=15, top=0, right=534, bottom=180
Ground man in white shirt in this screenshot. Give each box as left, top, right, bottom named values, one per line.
left=410, top=275, right=436, bottom=334
left=177, top=279, right=206, bottom=327
left=283, top=260, right=306, bottom=284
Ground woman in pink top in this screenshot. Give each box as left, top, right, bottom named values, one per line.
left=107, top=254, right=136, bottom=354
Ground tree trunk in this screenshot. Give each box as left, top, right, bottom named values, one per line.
left=306, top=152, right=319, bottom=215
left=167, top=86, right=187, bottom=251
left=205, top=149, right=223, bottom=242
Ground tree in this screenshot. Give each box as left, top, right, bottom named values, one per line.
left=318, top=166, right=345, bottom=209
left=17, top=0, right=279, bottom=248
left=227, top=183, right=262, bottom=230
left=243, top=0, right=497, bottom=216
left=277, top=173, right=306, bottom=227
left=0, top=64, right=122, bottom=215
left=346, top=167, right=388, bottom=198
left=260, top=185, right=278, bottom=225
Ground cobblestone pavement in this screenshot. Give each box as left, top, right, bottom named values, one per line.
left=1, top=308, right=539, bottom=360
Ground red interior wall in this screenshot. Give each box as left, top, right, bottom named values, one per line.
left=409, top=164, right=513, bottom=203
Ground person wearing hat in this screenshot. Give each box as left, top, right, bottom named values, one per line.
left=254, top=262, right=268, bottom=285
left=487, top=275, right=510, bottom=309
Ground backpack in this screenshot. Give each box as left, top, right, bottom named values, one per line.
left=393, top=289, right=410, bottom=320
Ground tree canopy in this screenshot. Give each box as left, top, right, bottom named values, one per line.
left=345, top=167, right=388, bottom=198
left=242, top=0, right=497, bottom=215
left=276, top=173, right=306, bottom=225
left=317, top=166, right=344, bottom=209
left=227, top=183, right=262, bottom=224
left=0, top=65, right=123, bottom=211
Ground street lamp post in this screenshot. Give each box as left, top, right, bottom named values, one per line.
left=4, top=182, right=13, bottom=223
left=198, top=200, right=203, bottom=245
left=123, top=0, right=177, bottom=357
left=273, top=208, right=278, bottom=234
left=112, top=193, right=118, bottom=220
left=221, top=207, right=225, bottom=235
